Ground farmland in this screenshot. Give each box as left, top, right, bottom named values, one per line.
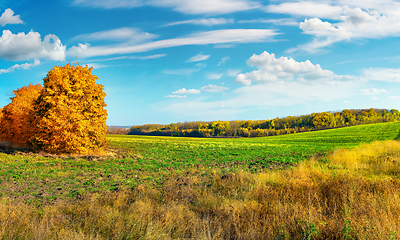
left=0, top=122, right=399, bottom=205
left=1, top=122, right=400, bottom=239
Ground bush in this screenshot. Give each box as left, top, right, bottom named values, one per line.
left=33, top=63, right=108, bottom=154
left=0, top=83, right=43, bottom=147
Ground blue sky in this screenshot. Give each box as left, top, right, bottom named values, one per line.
left=1, top=0, right=400, bottom=126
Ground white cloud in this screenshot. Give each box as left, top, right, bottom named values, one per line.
left=361, top=88, right=386, bottom=95
left=73, top=0, right=261, bottom=14
left=207, top=72, right=223, bottom=80
left=228, top=69, right=241, bottom=77
left=187, top=53, right=210, bottom=62
left=90, top=53, right=167, bottom=62
left=165, top=18, right=234, bottom=27
left=363, top=68, right=400, bottom=82
left=72, top=0, right=144, bottom=9
left=160, top=80, right=359, bottom=119
left=68, top=29, right=278, bottom=58
left=172, top=88, right=201, bottom=94
left=218, top=56, right=230, bottom=66
left=239, top=18, right=298, bottom=26
left=85, top=63, right=108, bottom=69
left=163, top=68, right=201, bottom=76
left=166, top=95, right=187, bottom=98
left=148, top=0, right=261, bottom=15
left=73, top=27, right=157, bottom=42
left=0, top=30, right=66, bottom=61
left=0, top=8, right=23, bottom=26
left=0, top=59, right=40, bottom=74
left=276, top=4, right=400, bottom=52
left=266, top=2, right=343, bottom=20
left=214, top=44, right=236, bottom=48
left=234, top=51, right=358, bottom=86
left=201, top=84, right=229, bottom=92
left=389, top=96, right=400, bottom=99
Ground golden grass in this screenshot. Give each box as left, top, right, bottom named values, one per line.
left=2, top=141, right=400, bottom=239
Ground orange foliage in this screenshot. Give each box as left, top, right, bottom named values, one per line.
left=0, top=83, right=43, bottom=146
left=33, top=63, right=108, bottom=154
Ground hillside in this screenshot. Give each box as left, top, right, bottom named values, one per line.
left=127, top=108, right=400, bottom=138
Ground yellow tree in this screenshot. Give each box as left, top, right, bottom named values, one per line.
left=0, top=83, right=43, bottom=146
left=33, top=63, right=108, bottom=154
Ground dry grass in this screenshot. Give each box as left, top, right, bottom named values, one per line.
left=2, top=141, right=400, bottom=239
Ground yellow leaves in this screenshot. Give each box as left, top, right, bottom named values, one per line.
left=33, top=63, right=108, bottom=154
left=0, top=83, right=43, bottom=146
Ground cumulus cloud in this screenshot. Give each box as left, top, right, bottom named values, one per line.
left=361, top=88, right=386, bottom=95
left=0, top=8, right=23, bottom=26
left=234, top=51, right=358, bottom=86
left=207, top=72, right=223, bottom=79
left=269, top=3, right=400, bottom=52
left=0, top=30, right=66, bottom=61
left=201, top=84, right=229, bottom=92
left=73, top=27, right=157, bottom=43
left=68, top=29, right=277, bottom=58
left=187, top=53, right=210, bottom=62
left=172, top=88, right=201, bottom=94
left=73, top=0, right=261, bottom=14
left=0, top=59, right=40, bottom=74
left=165, top=18, right=234, bottom=27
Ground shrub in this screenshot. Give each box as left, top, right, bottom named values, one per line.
left=0, top=83, right=43, bottom=146
left=33, top=63, right=108, bottom=154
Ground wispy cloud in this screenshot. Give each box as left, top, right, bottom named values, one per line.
left=73, top=0, right=262, bottom=15
left=218, top=56, right=230, bottom=66
left=239, top=18, right=298, bottom=26
left=165, top=95, right=187, bottom=98
left=207, top=72, right=223, bottom=79
left=187, top=53, right=210, bottom=62
left=361, top=88, right=386, bottom=95
left=165, top=18, right=234, bottom=27
left=68, top=29, right=278, bottom=58
left=201, top=84, right=228, bottom=92
left=72, top=27, right=157, bottom=43
left=0, top=59, right=40, bottom=74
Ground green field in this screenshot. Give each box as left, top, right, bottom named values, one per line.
left=1, top=122, right=399, bottom=205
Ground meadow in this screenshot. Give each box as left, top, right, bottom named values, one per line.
left=1, top=122, right=400, bottom=239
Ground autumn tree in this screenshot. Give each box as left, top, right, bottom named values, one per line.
left=0, top=83, right=43, bottom=146
left=33, top=63, right=108, bottom=154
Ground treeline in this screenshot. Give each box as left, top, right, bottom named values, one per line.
left=125, top=109, right=400, bottom=138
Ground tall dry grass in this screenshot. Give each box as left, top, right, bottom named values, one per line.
left=1, top=140, right=400, bottom=239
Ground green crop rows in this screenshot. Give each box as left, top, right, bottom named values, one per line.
left=0, top=122, right=399, bottom=205
left=109, top=121, right=400, bottom=168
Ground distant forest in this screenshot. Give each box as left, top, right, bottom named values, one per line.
left=107, top=108, right=400, bottom=138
